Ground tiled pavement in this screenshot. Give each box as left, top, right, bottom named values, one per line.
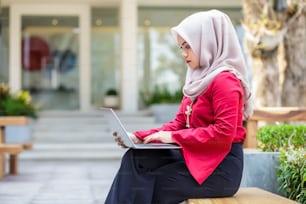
left=0, top=111, right=155, bottom=204
left=0, top=159, right=121, bottom=204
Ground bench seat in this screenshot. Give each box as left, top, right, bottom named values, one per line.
left=187, top=187, right=298, bottom=204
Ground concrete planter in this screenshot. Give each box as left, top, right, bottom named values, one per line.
left=150, top=103, right=180, bottom=123
left=5, top=121, right=33, bottom=144
left=103, top=96, right=120, bottom=109
left=241, top=150, right=281, bottom=195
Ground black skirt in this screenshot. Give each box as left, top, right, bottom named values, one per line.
left=105, top=143, right=243, bottom=204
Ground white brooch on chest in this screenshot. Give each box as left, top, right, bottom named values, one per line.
left=185, top=103, right=193, bottom=128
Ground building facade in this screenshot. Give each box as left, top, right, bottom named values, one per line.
left=0, top=0, right=243, bottom=112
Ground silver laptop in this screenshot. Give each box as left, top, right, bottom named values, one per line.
left=100, top=108, right=181, bottom=149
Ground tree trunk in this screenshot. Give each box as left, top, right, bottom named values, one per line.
left=251, top=56, right=281, bottom=107
left=242, top=0, right=306, bottom=108
left=242, top=0, right=282, bottom=107
left=281, top=6, right=306, bottom=106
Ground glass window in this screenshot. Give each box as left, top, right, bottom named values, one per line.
left=0, top=8, right=9, bottom=84
left=138, top=26, right=185, bottom=107
left=91, top=8, right=120, bottom=107
left=21, top=15, right=79, bottom=110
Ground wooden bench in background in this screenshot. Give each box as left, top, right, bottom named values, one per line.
left=0, top=116, right=29, bottom=179
left=244, top=107, right=306, bottom=148
left=187, top=187, right=298, bottom=204
left=0, top=144, right=23, bottom=177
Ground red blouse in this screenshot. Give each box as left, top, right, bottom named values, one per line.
left=134, top=71, right=246, bottom=184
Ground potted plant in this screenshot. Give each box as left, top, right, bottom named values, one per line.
left=141, top=85, right=183, bottom=123
left=0, top=83, right=38, bottom=118
left=0, top=83, right=39, bottom=144
left=277, top=148, right=305, bottom=203
left=257, top=124, right=305, bottom=203
left=103, top=88, right=120, bottom=109
left=241, top=123, right=305, bottom=201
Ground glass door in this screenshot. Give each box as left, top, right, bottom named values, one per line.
left=21, top=15, right=79, bottom=110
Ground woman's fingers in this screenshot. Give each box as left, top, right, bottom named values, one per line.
left=112, top=131, right=128, bottom=148
left=143, top=131, right=173, bottom=144
left=143, top=135, right=153, bottom=144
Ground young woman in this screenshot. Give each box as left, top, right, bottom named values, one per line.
left=105, top=9, right=253, bottom=204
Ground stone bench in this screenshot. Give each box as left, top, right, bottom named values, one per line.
left=187, top=187, right=298, bottom=204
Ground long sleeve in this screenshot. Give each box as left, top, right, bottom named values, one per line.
left=134, top=99, right=188, bottom=139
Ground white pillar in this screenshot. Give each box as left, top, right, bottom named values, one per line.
left=120, top=0, right=138, bottom=112
left=9, top=5, right=22, bottom=92
left=79, top=5, right=91, bottom=111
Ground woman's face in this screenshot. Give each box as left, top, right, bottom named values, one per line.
left=177, top=35, right=200, bottom=69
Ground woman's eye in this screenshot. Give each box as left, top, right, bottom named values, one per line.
left=180, top=44, right=191, bottom=51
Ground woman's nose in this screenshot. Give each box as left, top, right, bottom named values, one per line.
left=181, top=50, right=188, bottom=58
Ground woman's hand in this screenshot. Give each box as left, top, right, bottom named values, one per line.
left=112, top=131, right=142, bottom=148
left=112, top=131, right=128, bottom=148
left=143, top=131, right=174, bottom=144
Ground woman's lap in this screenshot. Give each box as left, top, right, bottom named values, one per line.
left=105, top=144, right=243, bottom=204
left=152, top=147, right=243, bottom=203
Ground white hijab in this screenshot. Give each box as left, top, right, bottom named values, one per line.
left=171, top=10, right=253, bottom=119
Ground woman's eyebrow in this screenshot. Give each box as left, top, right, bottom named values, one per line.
left=180, top=41, right=187, bottom=48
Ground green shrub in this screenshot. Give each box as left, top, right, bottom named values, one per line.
left=141, top=85, right=183, bottom=106
left=277, top=148, right=306, bottom=203
left=256, top=123, right=305, bottom=203
left=105, top=89, right=118, bottom=96
left=256, top=124, right=305, bottom=152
